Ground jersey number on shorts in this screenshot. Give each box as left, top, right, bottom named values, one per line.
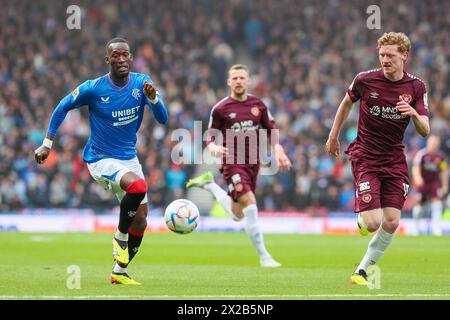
left=403, top=183, right=410, bottom=198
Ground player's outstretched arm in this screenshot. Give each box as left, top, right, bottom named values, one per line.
left=274, top=144, right=292, bottom=172
left=143, top=81, right=168, bottom=124
left=34, top=135, right=54, bottom=164
left=258, top=101, right=291, bottom=171
left=412, top=162, right=424, bottom=189
left=325, top=92, right=354, bottom=158
left=34, top=82, right=90, bottom=165
left=440, top=162, right=449, bottom=197
left=205, top=103, right=227, bottom=157
left=34, top=99, right=71, bottom=164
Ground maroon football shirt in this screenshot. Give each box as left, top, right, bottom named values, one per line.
left=413, top=148, right=446, bottom=187
left=207, top=94, right=277, bottom=166
left=346, top=69, right=429, bottom=164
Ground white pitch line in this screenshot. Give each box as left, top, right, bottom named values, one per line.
left=1, top=293, right=450, bottom=299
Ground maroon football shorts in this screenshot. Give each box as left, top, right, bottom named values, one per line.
left=417, top=183, right=440, bottom=203
left=351, top=159, right=410, bottom=212
left=220, top=164, right=259, bottom=202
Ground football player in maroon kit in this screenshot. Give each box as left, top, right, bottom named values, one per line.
left=187, top=64, right=292, bottom=267
left=412, top=135, right=448, bottom=236
left=325, top=32, right=430, bottom=285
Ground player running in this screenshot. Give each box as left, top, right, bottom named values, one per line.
left=34, top=38, right=168, bottom=285
left=325, top=32, right=430, bottom=285
left=186, top=64, right=292, bottom=267
left=412, top=135, right=448, bottom=236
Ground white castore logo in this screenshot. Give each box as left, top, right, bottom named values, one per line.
left=359, top=182, right=370, bottom=192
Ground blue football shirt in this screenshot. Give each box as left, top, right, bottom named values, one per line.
left=47, top=72, right=168, bottom=163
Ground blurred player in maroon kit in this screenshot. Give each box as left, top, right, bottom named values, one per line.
left=412, top=135, right=448, bottom=236
left=325, top=32, right=430, bottom=285
left=186, top=64, right=292, bottom=267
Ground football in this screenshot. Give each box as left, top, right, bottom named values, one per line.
left=164, top=199, right=200, bottom=234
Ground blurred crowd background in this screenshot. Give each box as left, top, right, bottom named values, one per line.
left=1, top=0, right=449, bottom=214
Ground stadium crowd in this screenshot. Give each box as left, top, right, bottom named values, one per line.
left=1, top=0, right=449, bottom=213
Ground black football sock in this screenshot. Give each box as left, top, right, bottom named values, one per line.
left=118, top=193, right=145, bottom=234
left=128, top=229, right=144, bottom=262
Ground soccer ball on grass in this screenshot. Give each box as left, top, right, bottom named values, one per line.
left=164, top=199, right=200, bottom=234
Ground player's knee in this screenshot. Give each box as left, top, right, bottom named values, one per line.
left=365, top=216, right=382, bottom=232
left=366, top=221, right=381, bottom=232
left=125, top=178, right=147, bottom=194
left=362, top=210, right=383, bottom=232
left=383, top=219, right=400, bottom=232
left=233, top=211, right=244, bottom=221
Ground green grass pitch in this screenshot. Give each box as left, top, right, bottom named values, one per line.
left=0, top=232, right=449, bottom=300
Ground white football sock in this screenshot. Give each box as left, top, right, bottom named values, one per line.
left=243, top=204, right=271, bottom=259
left=431, top=201, right=443, bottom=236
left=356, top=226, right=394, bottom=273
left=115, top=230, right=128, bottom=242
left=204, top=182, right=236, bottom=219
left=113, top=262, right=127, bottom=274
left=412, top=204, right=422, bottom=235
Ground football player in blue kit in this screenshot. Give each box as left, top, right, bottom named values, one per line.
left=34, top=38, right=168, bottom=285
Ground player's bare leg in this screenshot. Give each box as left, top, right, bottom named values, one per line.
left=111, top=203, right=146, bottom=285
left=357, top=209, right=383, bottom=235
left=112, top=172, right=144, bottom=265
left=111, top=172, right=146, bottom=285
left=231, top=201, right=244, bottom=220
left=187, top=172, right=280, bottom=267
left=237, top=191, right=281, bottom=268
left=128, top=204, right=148, bottom=262
left=186, top=171, right=241, bottom=221
left=351, top=208, right=383, bottom=285
left=351, top=208, right=399, bottom=285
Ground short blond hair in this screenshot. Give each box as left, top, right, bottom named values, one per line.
left=228, top=64, right=249, bottom=76
left=377, top=32, right=411, bottom=53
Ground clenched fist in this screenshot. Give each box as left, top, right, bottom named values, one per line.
left=143, top=81, right=157, bottom=101
left=34, top=145, right=51, bottom=164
